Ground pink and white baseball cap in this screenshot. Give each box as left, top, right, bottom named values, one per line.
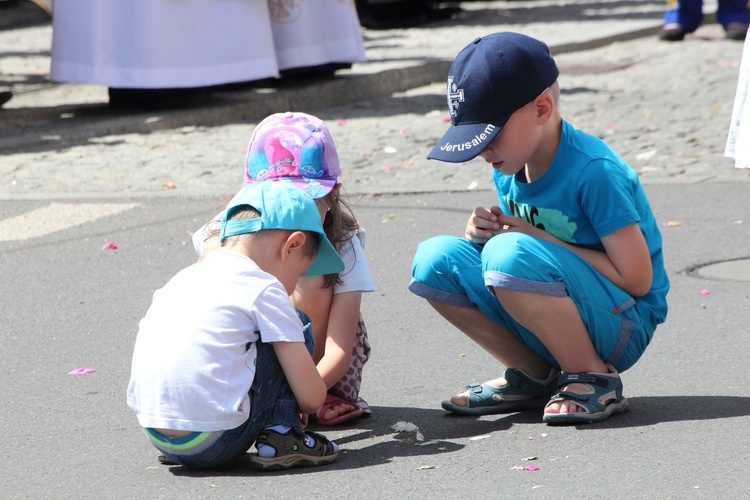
left=244, top=112, right=341, bottom=199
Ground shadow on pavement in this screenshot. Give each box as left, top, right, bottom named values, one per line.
left=448, top=0, right=664, bottom=28
left=573, top=395, right=750, bottom=430
left=154, top=394, right=750, bottom=476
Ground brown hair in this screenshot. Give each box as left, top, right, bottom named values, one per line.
left=317, top=187, right=360, bottom=288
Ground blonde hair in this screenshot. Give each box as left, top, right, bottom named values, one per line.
left=219, top=205, right=319, bottom=260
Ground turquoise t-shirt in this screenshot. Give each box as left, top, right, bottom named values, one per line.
left=493, top=119, right=669, bottom=327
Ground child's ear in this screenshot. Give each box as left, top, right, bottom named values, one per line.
left=535, top=92, right=554, bottom=123
left=281, top=231, right=307, bottom=261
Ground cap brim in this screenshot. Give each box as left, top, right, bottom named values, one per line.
left=287, top=177, right=337, bottom=200
left=243, top=177, right=337, bottom=200
left=427, top=121, right=504, bottom=163
left=304, top=235, right=345, bottom=277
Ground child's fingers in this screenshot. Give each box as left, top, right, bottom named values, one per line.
left=470, top=213, right=500, bottom=232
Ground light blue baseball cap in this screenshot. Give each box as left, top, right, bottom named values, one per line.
left=220, top=182, right=344, bottom=277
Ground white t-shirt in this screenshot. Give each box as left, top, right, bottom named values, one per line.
left=193, top=220, right=375, bottom=295
left=126, top=248, right=305, bottom=432
left=333, top=228, right=375, bottom=295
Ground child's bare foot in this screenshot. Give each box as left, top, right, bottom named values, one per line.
left=543, top=364, right=629, bottom=425
left=542, top=383, right=589, bottom=414
left=320, top=400, right=358, bottom=421
left=313, top=394, right=363, bottom=426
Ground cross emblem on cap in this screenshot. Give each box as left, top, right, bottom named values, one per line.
left=446, top=76, right=464, bottom=117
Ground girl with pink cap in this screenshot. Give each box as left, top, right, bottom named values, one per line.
left=195, top=112, right=375, bottom=427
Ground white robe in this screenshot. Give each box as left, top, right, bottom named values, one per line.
left=726, top=29, right=750, bottom=169
left=50, top=0, right=366, bottom=88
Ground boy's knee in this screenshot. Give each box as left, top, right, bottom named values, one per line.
left=411, top=235, right=470, bottom=280
left=482, top=233, right=544, bottom=274
left=481, top=234, right=569, bottom=292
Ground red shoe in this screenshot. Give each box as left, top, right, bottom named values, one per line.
left=313, top=394, right=363, bottom=426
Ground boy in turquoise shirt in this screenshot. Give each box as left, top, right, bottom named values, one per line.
left=410, top=32, right=669, bottom=425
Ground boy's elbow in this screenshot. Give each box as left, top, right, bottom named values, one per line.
left=627, top=273, right=652, bottom=297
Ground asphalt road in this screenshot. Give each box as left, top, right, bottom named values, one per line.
left=2, top=181, right=749, bottom=498
left=2, top=0, right=750, bottom=498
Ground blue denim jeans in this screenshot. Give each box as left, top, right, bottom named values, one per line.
left=663, top=0, right=750, bottom=32
left=148, top=311, right=314, bottom=469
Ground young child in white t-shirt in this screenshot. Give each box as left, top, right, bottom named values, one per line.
left=194, top=112, right=375, bottom=426
left=127, top=181, right=345, bottom=470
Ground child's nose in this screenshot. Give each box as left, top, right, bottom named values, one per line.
left=478, top=148, right=494, bottom=162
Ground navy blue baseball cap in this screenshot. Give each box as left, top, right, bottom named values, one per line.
left=428, top=32, right=559, bottom=163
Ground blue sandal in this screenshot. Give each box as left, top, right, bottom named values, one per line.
left=441, top=367, right=560, bottom=416
left=543, top=364, right=629, bottom=425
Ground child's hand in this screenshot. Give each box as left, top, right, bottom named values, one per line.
left=300, top=412, right=310, bottom=430
left=465, top=206, right=503, bottom=243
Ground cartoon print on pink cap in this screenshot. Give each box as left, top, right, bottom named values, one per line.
left=266, top=132, right=300, bottom=177
left=244, top=112, right=340, bottom=199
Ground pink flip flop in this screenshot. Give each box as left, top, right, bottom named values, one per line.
left=313, top=394, right=364, bottom=426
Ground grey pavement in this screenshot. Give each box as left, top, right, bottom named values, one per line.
left=2, top=0, right=750, bottom=498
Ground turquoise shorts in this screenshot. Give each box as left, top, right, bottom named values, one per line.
left=409, top=233, right=654, bottom=372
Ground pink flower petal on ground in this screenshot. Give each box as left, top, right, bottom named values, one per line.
left=69, top=367, right=96, bottom=375
left=512, top=465, right=540, bottom=471
left=163, top=181, right=177, bottom=190
left=337, top=119, right=348, bottom=126
left=718, top=60, right=739, bottom=68
left=700, top=289, right=710, bottom=295
left=102, top=242, right=118, bottom=250
left=442, top=116, right=451, bottom=123
left=381, top=165, right=394, bottom=172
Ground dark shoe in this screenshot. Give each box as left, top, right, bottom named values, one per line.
left=0, top=90, right=12, bottom=107
left=156, top=452, right=178, bottom=466
left=279, top=62, right=352, bottom=79
left=250, top=427, right=339, bottom=471
left=658, top=23, right=687, bottom=41
left=108, top=87, right=209, bottom=111
left=356, top=0, right=429, bottom=29
left=725, top=22, right=749, bottom=41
